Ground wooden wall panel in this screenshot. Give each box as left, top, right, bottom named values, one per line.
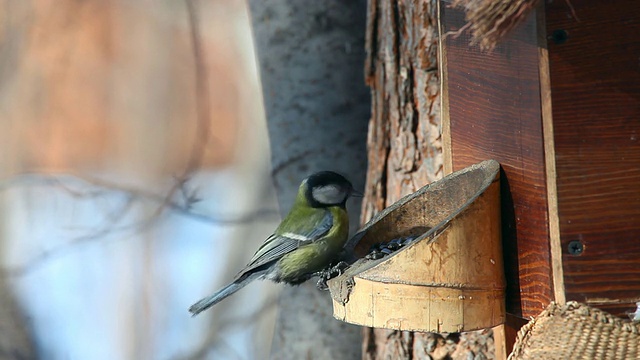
left=441, top=5, right=552, bottom=318
left=546, top=0, right=640, bottom=316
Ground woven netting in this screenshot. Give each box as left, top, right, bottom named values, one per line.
left=509, top=301, right=640, bottom=359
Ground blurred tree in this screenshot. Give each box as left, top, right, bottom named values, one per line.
left=247, top=0, right=370, bottom=359
left=0, top=0, right=278, bottom=358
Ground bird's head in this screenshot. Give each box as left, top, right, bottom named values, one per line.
left=301, top=171, right=357, bottom=208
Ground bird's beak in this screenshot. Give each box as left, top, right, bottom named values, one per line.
left=351, top=189, right=364, bottom=198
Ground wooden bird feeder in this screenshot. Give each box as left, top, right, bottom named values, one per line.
left=434, top=1, right=640, bottom=356
left=438, top=0, right=640, bottom=322
left=328, top=159, right=505, bottom=333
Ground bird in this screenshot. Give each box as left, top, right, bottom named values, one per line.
left=189, top=171, right=357, bottom=316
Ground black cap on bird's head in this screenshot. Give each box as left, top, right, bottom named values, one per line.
left=303, top=171, right=355, bottom=208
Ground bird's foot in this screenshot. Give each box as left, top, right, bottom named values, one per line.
left=315, top=261, right=350, bottom=291
left=316, top=277, right=329, bottom=291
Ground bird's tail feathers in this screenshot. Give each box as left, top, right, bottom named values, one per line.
left=188, top=272, right=261, bottom=316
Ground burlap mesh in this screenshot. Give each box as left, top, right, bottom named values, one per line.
left=509, top=301, right=640, bottom=359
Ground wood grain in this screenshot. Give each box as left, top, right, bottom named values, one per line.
left=362, top=0, right=454, bottom=359
left=441, top=5, right=553, bottom=318
left=545, top=0, right=640, bottom=317
left=330, top=161, right=505, bottom=333
left=362, top=1, right=497, bottom=358
left=537, top=9, right=566, bottom=305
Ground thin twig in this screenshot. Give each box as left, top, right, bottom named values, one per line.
left=0, top=172, right=279, bottom=277
left=1, top=172, right=278, bottom=225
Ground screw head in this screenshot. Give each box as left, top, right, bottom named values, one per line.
left=551, top=29, right=569, bottom=44
left=567, top=240, right=584, bottom=256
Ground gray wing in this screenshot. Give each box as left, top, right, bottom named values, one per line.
left=237, top=209, right=333, bottom=276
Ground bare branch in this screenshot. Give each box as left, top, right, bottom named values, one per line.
left=0, top=171, right=278, bottom=277
left=1, top=172, right=278, bottom=225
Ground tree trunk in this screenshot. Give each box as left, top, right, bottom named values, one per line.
left=361, top=0, right=492, bottom=358
left=247, top=1, right=371, bottom=359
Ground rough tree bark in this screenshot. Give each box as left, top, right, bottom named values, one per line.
left=361, top=0, right=492, bottom=359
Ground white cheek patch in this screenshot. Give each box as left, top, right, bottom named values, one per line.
left=312, top=185, right=344, bottom=205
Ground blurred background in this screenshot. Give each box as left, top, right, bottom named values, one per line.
left=0, top=0, right=285, bottom=358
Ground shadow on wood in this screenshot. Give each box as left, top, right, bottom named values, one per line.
left=328, top=159, right=505, bottom=332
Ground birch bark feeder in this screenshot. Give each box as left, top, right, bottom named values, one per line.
left=328, top=159, right=505, bottom=333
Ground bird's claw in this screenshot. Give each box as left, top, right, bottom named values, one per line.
left=316, top=277, right=329, bottom=291
left=329, top=261, right=349, bottom=276
left=315, top=261, right=350, bottom=291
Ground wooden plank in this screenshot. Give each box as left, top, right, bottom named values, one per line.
left=438, top=0, right=453, bottom=176
left=493, top=325, right=507, bottom=360
left=545, top=0, right=640, bottom=317
left=537, top=9, right=566, bottom=306
left=495, top=314, right=530, bottom=357
left=440, top=4, right=553, bottom=318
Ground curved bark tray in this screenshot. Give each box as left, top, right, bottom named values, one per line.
left=328, top=159, right=505, bottom=332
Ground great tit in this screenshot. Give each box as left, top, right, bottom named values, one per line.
left=189, top=171, right=356, bottom=316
